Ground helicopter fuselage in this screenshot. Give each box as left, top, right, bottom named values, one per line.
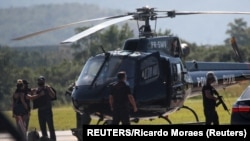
left=71, top=36, right=189, bottom=119
left=70, top=36, right=250, bottom=125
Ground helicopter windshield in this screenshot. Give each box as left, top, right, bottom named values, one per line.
left=76, top=55, right=135, bottom=86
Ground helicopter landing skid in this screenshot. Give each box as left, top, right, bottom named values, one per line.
left=177, top=105, right=200, bottom=123
left=158, top=105, right=200, bottom=125
left=181, top=105, right=200, bottom=122
left=158, top=115, right=172, bottom=124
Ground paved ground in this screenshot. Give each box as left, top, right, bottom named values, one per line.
left=0, top=130, right=78, bottom=141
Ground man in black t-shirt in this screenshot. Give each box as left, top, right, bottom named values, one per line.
left=202, top=71, right=219, bottom=125
left=109, top=71, right=137, bottom=125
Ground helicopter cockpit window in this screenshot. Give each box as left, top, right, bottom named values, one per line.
left=76, top=56, right=103, bottom=85
left=97, top=57, right=136, bottom=85
left=76, top=56, right=135, bottom=86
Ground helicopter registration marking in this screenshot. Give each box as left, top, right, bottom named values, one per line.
left=196, top=77, right=207, bottom=87
left=223, top=74, right=236, bottom=85
left=196, top=74, right=236, bottom=87
left=150, top=41, right=167, bottom=49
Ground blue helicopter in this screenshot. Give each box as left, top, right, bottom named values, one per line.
left=13, top=6, right=250, bottom=140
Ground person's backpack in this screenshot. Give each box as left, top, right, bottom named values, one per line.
left=48, top=86, right=57, bottom=101
left=27, top=128, right=40, bottom=141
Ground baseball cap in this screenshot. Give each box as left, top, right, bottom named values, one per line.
left=38, top=76, right=45, bottom=81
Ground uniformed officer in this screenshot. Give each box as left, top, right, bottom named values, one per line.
left=202, top=71, right=219, bottom=125
left=109, top=71, right=137, bottom=125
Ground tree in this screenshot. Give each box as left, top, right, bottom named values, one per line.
left=225, top=18, right=250, bottom=46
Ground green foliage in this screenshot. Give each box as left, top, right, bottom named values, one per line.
left=225, top=18, right=250, bottom=46
left=0, top=23, right=135, bottom=110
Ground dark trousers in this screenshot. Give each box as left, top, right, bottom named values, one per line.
left=38, top=106, right=56, bottom=141
left=204, top=109, right=219, bottom=125
left=112, top=108, right=130, bottom=125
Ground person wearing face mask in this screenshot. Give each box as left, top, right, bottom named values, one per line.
left=32, top=76, right=56, bottom=141
left=12, top=79, right=28, bottom=139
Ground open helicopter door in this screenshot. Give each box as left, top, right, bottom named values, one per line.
left=134, top=52, right=166, bottom=106
left=166, top=58, right=187, bottom=109
left=160, top=56, right=187, bottom=113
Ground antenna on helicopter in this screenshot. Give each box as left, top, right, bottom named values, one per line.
left=100, top=45, right=106, bottom=54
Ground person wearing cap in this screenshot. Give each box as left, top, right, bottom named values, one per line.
left=32, top=76, right=56, bottom=141
left=12, top=79, right=29, bottom=138
left=202, top=71, right=219, bottom=125
left=22, top=79, right=32, bottom=131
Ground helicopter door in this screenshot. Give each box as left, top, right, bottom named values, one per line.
left=135, top=52, right=164, bottom=104
left=169, top=59, right=186, bottom=107
left=161, top=58, right=171, bottom=107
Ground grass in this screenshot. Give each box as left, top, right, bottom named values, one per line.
left=2, top=83, right=248, bottom=131
left=2, top=97, right=238, bottom=131
left=132, top=96, right=237, bottom=125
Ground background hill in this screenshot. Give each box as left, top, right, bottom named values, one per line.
left=0, top=3, right=127, bottom=47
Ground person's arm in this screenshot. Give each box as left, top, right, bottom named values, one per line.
left=205, top=90, right=217, bottom=101
left=26, top=88, right=44, bottom=100
left=128, top=94, right=137, bottom=112
left=26, top=94, right=41, bottom=100
left=109, top=95, right=114, bottom=111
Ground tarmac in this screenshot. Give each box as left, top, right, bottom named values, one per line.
left=0, top=130, right=78, bottom=141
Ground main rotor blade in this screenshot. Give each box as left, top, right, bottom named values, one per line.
left=12, top=15, right=128, bottom=40
left=61, top=15, right=133, bottom=44
left=158, top=11, right=250, bottom=18
left=174, top=11, right=250, bottom=15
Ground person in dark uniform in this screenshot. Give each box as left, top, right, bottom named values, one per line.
left=22, top=79, right=31, bottom=131
left=33, top=76, right=56, bottom=141
left=109, top=71, right=137, bottom=125
left=202, top=71, right=219, bottom=125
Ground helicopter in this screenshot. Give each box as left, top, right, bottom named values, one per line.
left=13, top=5, right=250, bottom=140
